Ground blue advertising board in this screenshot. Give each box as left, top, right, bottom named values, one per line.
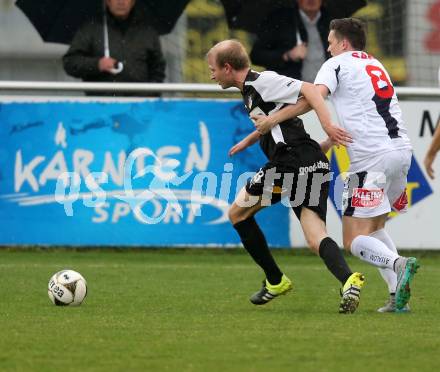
left=0, top=99, right=290, bottom=246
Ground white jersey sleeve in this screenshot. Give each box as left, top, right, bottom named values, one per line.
left=314, top=58, right=339, bottom=94
left=245, top=70, right=303, bottom=104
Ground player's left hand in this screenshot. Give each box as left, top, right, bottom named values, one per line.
left=251, top=114, right=276, bottom=135
left=324, top=124, right=353, bottom=147
left=228, top=141, right=247, bottom=157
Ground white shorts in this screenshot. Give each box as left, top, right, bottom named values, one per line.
left=342, top=149, right=412, bottom=218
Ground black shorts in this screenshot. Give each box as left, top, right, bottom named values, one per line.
left=245, top=150, right=330, bottom=222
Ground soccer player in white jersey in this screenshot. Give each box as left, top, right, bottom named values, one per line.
left=207, top=39, right=365, bottom=314
left=253, top=18, right=419, bottom=312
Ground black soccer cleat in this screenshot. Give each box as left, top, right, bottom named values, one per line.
left=250, top=275, right=293, bottom=305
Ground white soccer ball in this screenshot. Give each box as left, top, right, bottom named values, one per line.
left=48, top=270, right=87, bottom=306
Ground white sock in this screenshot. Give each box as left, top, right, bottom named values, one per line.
left=370, top=229, right=398, bottom=294
left=351, top=235, right=399, bottom=270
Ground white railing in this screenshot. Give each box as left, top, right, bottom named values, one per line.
left=0, top=81, right=238, bottom=94
left=1, top=81, right=440, bottom=97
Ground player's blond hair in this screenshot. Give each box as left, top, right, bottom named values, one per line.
left=207, top=40, right=250, bottom=70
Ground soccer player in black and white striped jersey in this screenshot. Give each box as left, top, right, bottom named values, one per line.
left=207, top=39, right=364, bottom=313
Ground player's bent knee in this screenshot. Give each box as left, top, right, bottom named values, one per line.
left=228, top=204, right=247, bottom=225
left=229, top=204, right=257, bottom=225
left=305, top=236, right=320, bottom=254
left=343, top=237, right=354, bottom=252
left=228, top=205, right=238, bottom=224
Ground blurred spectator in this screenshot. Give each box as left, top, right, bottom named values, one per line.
left=63, top=0, right=165, bottom=96
left=250, top=0, right=366, bottom=82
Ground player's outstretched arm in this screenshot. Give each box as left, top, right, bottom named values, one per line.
left=424, top=120, right=440, bottom=179
left=251, top=97, right=312, bottom=135
left=228, top=130, right=260, bottom=157
left=320, top=137, right=335, bottom=153
left=301, top=82, right=352, bottom=146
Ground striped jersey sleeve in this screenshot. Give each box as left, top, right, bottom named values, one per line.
left=245, top=70, right=303, bottom=104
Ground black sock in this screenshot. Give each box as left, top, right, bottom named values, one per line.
left=319, top=237, right=352, bottom=284
left=233, top=217, right=283, bottom=285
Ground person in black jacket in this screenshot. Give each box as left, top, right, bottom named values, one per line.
left=63, top=0, right=165, bottom=96
left=250, top=0, right=366, bottom=81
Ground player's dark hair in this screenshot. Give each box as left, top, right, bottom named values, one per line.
left=330, top=18, right=367, bottom=51
left=212, top=40, right=250, bottom=70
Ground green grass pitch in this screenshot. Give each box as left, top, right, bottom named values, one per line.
left=0, top=248, right=439, bottom=372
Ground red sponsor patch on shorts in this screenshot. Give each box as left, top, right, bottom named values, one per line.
left=393, top=189, right=408, bottom=211
left=351, top=188, right=384, bottom=208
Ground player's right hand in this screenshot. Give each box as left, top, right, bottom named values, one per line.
left=324, top=124, right=353, bottom=147
left=252, top=114, right=276, bottom=135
